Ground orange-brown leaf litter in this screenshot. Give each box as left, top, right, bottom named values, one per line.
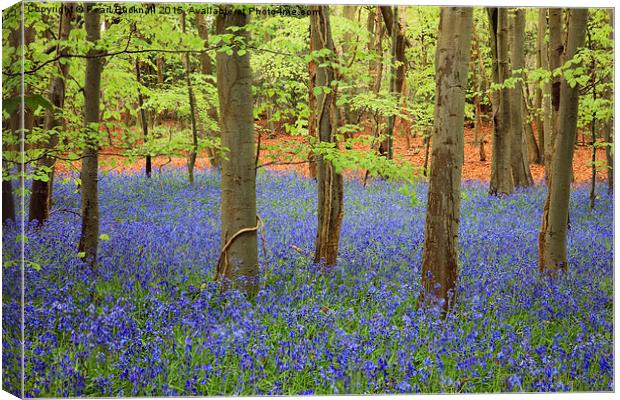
left=58, top=122, right=609, bottom=185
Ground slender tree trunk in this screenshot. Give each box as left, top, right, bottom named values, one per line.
left=472, top=22, right=489, bottom=162
left=379, top=6, right=407, bottom=160
left=421, top=7, right=472, bottom=312
left=181, top=12, right=199, bottom=184
left=215, top=8, right=259, bottom=296
left=29, top=4, right=74, bottom=223
left=538, top=9, right=555, bottom=177
left=78, top=7, right=103, bottom=266
left=539, top=8, right=588, bottom=274
left=5, top=18, right=34, bottom=224
left=135, top=59, right=152, bottom=178
left=311, top=6, right=344, bottom=267
left=423, top=128, right=431, bottom=176
left=196, top=13, right=221, bottom=169
left=522, top=87, right=542, bottom=164
left=488, top=8, right=514, bottom=195
left=340, top=5, right=360, bottom=126
left=549, top=8, right=563, bottom=146
left=370, top=7, right=384, bottom=95
left=535, top=9, right=545, bottom=163
left=471, top=25, right=482, bottom=146
left=588, top=29, right=597, bottom=209
left=510, top=9, right=533, bottom=187
left=604, top=9, right=614, bottom=193
left=308, top=23, right=318, bottom=179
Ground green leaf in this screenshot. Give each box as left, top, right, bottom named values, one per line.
left=99, top=233, right=110, bottom=241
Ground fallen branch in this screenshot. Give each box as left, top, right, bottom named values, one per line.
left=215, top=215, right=265, bottom=281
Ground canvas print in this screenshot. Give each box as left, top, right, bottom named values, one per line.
left=1, top=1, right=614, bottom=397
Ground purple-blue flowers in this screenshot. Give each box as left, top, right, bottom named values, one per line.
left=2, top=170, right=613, bottom=396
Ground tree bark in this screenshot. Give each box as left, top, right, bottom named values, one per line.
left=181, top=12, right=199, bottom=184
left=308, top=23, right=318, bottom=179
left=5, top=16, right=34, bottom=223
left=196, top=13, right=221, bottom=169
left=549, top=8, right=563, bottom=146
left=311, top=6, right=344, bottom=267
left=135, top=59, right=152, bottom=178
left=78, top=6, right=103, bottom=266
left=539, top=9, right=555, bottom=177
left=488, top=8, right=514, bottom=195
left=539, top=8, right=588, bottom=274
left=604, top=9, right=614, bottom=193
left=4, top=25, right=20, bottom=224
left=29, top=4, right=74, bottom=223
left=421, top=7, right=472, bottom=312
left=215, top=8, right=259, bottom=296
left=535, top=8, right=545, bottom=164
left=510, top=9, right=533, bottom=187
left=379, top=6, right=407, bottom=159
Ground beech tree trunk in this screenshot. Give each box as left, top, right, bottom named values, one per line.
left=523, top=103, right=541, bottom=164
left=539, top=8, right=588, bottom=274
left=535, top=8, right=545, bottom=164
left=368, top=6, right=384, bottom=95
left=311, top=6, right=344, bottom=267
left=5, top=18, right=34, bottom=224
left=78, top=7, right=103, bottom=266
left=510, top=9, right=533, bottom=187
left=4, top=26, right=20, bottom=224
left=604, top=9, right=614, bottom=193
left=549, top=8, right=563, bottom=145
left=181, top=12, right=199, bottom=184
left=308, top=23, right=318, bottom=179
left=472, top=22, right=490, bottom=161
left=135, top=59, right=152, bottom=178
left=379, top=6, right=407, bottom=159
left=421, top=7, right=472, bottom=312
left=539, top=9, right=555, bottom=177
left=488, top=8, right=514, bottom=195
left=29, top=4, right=74, bottom=223
left=215, top=8, right=259, bottom=296
left=196, top=13, right=221, bottom=169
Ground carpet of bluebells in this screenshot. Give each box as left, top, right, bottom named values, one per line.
left=2, top=170, right=613, bottom=397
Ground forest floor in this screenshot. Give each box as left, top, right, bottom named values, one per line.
left=79, top=122, right=610, bottom=185
left=5, top=171, right=613, bottom=396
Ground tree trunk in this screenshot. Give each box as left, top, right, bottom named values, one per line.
left=196, top=13, right=221, bottom=169
left=379, top=6, right=407, bottom=159
left=535, top=9, right=545, bottom=163
left=5, top=17, right=34, bottom=224
left=181, top=12, right=199, bottom=184
left=522, top=85, right=542, bottom=164
left=472, top=22, right=490, bottom=162
left=340, top=5, right=360, bottom=126
left=539, top=8, right=588, bottom=274
left=311, top=6, right=344, bottom=267
left=488, top=8, right=514, bottom=195
left=135, top=59, right=152, bottom=178
left=29, top=4, right=74, bottom=223
left=421, top=7, right=472, bottom=312
left=510, top=9, right=533, bottom=187
left=539, top=9, right=555, bottom=177
left=308, top=23, right=318, bottom=179
left=549, top=8, right=563, bottom=146
left=369, top=7, right=384, bottom=95
left=78, top=7, right=103, bottom=266
left=604, top=9, right=614, bottom=193
left=215, top=8, right=259, bottom=296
